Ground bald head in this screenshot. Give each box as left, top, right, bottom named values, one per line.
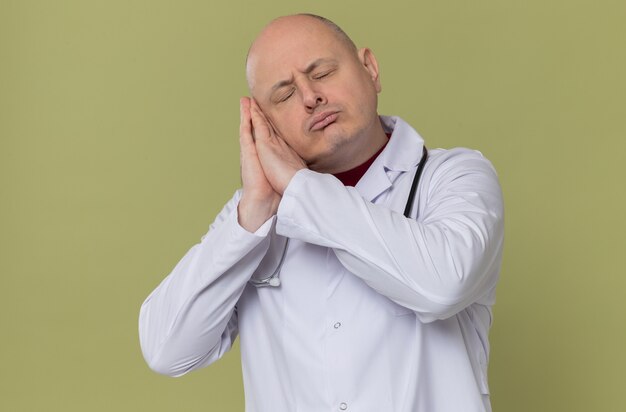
left=241, top=13, right=384, bottom=173
left=246, top=14, right=358, bottom=93
left=298, top=14, right=357, bottom=52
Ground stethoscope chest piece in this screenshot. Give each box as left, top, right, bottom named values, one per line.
left=249, top=237, right=290, bottom=288
left=268, top=277, right=281, bottom=287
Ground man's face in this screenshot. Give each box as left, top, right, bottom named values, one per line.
left=246, top=17, right=382, bottom=173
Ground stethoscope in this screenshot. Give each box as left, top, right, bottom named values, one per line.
left=250, top=146, right=428, bottom=288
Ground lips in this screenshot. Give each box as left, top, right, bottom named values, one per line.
left=309, top=111, right=339, bottom=132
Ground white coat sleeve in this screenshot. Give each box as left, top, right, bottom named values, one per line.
left=138, top=190, right=274, bottom=376
left=276, top=149, right=504, bottom=323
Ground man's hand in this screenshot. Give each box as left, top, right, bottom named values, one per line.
left=249, top=99, right=307, bottom=195
left=238, top=97, right=281, bottom=232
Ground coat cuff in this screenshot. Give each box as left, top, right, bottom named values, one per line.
left=277, top=169, right=330, bottom=240
left=233, top=204, right=276, bottom=238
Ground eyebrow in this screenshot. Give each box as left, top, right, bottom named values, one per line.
left=270, top=58, right=338, bottom=93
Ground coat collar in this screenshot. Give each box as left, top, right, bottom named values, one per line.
left=355, top=116, right=426, bottom=202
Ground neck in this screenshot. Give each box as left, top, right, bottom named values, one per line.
left=312, top=116, right=388, bottom=174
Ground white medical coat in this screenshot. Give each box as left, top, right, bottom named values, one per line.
left=139, top=116, right=504, bottom=412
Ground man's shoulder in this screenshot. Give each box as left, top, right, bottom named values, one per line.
left=423, top=147, right=501, bottom=196
left=429, top=146, right=489, bottom=162
left=427, top=147, right=496, bottom=170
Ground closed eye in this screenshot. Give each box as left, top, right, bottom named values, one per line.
left=278, top=89, right=295, bottom=103
left=313, top=70, right=334, bottom=80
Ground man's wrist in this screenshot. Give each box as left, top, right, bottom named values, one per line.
left=237, top=194, right=279, bottom=232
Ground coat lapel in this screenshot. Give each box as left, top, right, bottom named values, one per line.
left=355, top=116, right=426, bottom=202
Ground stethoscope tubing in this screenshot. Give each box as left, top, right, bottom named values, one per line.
left=403, top=146, right=428, bottom=218
left=251, top=146, right=428, bottom=288
left=249, top=238, right=290, bottom=287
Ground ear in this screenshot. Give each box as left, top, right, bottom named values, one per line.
left=358, top=48, right=382, bottom=93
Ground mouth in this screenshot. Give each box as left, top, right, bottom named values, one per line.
left=309, top=111, right=339, bottom=132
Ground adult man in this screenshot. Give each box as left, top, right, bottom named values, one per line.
left=139, top=13, right=504, bottom=412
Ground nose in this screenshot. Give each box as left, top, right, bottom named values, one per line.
left=301, top=82, right=327, bottom=112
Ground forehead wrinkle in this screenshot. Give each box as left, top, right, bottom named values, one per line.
left=302, top=57, right=338, bottom=74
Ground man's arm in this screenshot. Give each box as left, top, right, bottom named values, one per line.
left=249, top=106, right=503, bottom=323
left=138, top=191, right=274, bottom=376
left=237, top=98, right=283, bottom=231
left=138, top=99, right=281, bottom=376
left=275, top=150, right=504, bottom=322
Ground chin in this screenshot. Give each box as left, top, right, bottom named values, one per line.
left=322, top=124, right=353, bottom=146
left=307, top=145, right=351, bottom=173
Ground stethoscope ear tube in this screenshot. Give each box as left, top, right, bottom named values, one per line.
left=403, top=146, right=428, bottom=218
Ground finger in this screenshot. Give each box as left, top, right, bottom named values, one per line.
left=250, top=103, right=272, bottom=141
left=239, top=97, right=252, bottom=140
left=251, top=98, right=283, bottom=138
left=250, top=98, right=262, bottom=116
left=240, top=98, right=259, bottom=155
left=250, top=99, right=273, bottom=129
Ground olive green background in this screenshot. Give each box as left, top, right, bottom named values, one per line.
left=1, top=0, right=625, bottom=411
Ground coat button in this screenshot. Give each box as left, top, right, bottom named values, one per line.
left=339, top=402, right=348, bottom=410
